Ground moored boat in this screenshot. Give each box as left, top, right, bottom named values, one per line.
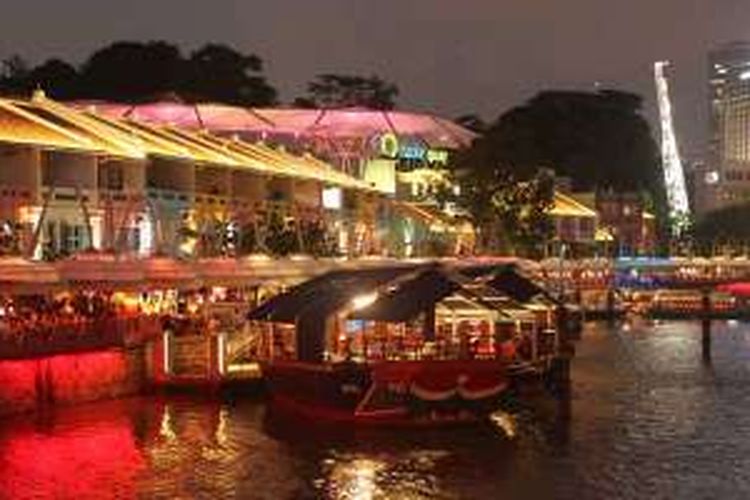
left=265, top=359, right=508, bottom=426
left=250, top=264, right=561, bottom=426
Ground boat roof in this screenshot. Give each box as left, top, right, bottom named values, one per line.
left=350, top=267, right=463, bottom=322
left=248, top=262, right=555, bottom=324
left=248, top=265, right=423, bottom=323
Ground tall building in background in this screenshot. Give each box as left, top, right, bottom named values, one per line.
left=706, top=42, right=750, bottom=213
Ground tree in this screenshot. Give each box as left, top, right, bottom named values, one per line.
left=454, top=114, right=487, bottom=134
left=0, top=55, right=30, bottom=94
left=487, top=90, right=664, bottom=201
left=494, top=171, right=555, bottom=255
left=78, top=41, right=184, bottom=101
left=299, top=74, right=399, bottom=109
left=453, top=89, right=667, bottom=254
left=693, top=203, right=750, bottom=255
left=26, top=59, right=79, bottom=99
left=0, top=41, right=279, bottom=105
left=450, top=155, right=554, bottom=255
left=183, top=44, right=277, bottom=106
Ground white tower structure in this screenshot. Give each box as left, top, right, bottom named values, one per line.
left=654, top=61, right=690, bottom=234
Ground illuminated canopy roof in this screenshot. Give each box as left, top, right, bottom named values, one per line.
left=80, top=101, right=477, bottom=149
left=0, top=100, right=108, bottom=154
left=17, top=94, right=146, bottom=158
left=0, top=94, right=378, bottom=193
left=550, top=192, right=598, bottom=218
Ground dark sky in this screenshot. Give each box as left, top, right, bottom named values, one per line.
left=0, top=0, right=746, bottom=156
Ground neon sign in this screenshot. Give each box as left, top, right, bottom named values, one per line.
left=378, top=133, right=400, bottom=159
left=426, top=149, right=449, bottom=165
left=374, top=133, right=449, bottom=165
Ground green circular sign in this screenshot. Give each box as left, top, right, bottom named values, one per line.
left=379, top=133, right=400, bottom=159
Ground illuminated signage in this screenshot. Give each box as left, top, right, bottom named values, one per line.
left=426, top=149, right=449, bottom=165
left=400, top=142, right=426, bottom=161
left=378, top=133, right=400, bottom=159
left=374, top=133, right=449, bottom=165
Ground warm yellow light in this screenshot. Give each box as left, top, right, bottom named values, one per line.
left=351, top=292, right=378, bottom=311
left=246, top=253, right=271, bottom=262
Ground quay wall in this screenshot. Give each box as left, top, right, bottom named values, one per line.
left=0, top=348, right=146, bottom=418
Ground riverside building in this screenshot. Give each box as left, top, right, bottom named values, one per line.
left=0, top=92, right=478, bottom=262
left=86, top=101, right=478, bottom=256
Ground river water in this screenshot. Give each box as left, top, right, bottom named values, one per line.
left=2, top=320, right=750, bottom=499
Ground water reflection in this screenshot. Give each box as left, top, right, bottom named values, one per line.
left=5, top=321, right=750, bottom=498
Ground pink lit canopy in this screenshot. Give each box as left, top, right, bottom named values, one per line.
left=76, top=102, right=476, bottom=150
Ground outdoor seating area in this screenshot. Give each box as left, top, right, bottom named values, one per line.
left=0, top=291, right=161, bottom=358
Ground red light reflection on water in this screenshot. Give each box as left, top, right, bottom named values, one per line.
left=0, top=417, right=144, bottom=499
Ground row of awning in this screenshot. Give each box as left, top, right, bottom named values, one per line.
left=0, top=92, right=377, bottom=193
left=0, top=254, right=463, bottom=293
left=0, top=254, right=332, bottom=292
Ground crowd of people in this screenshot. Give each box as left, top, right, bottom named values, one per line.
left=0, top=292, right=142, bottom=353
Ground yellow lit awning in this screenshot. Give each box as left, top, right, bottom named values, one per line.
left=0, top=99, right=107, bottom=154
left=549, top=192, right=598, bottom=218
left=595, top=227, right=615, bottom=242
left=0, top=94, right=384, bottom=196
left=393, top=201, right=473, bottom=234
left=21, top=93, right=146, bottom=158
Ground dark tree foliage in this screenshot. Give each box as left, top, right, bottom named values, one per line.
left=78, top=41, right=183, bottom=101
left=27, top=59, right=79, bottom=99
left=264, top=210, right=300, bottom=257
left=452, top=89, right=667, bottom=254
left=454, top=114, right=487, bottom=134
left=487, top=90, right=664, bottom=201
left=0, top=55, right=30, bottom=94
left=0, top=41, right=277, bottom=106
left=450, top=157, right=554, bottom=255
left=299, top=74, right=399, bottom=109
left=692, top=203, right=750, bottom=253
left=183, top=44, right=277, bottom=105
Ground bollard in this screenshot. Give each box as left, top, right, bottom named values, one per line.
left=606, top=287, right=616, bottom=323
left=701, top=289, right=712, bottom=362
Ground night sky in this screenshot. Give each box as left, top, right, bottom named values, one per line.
left=0, top=0, right=747, bottom=156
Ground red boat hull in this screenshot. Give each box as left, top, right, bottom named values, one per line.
left=264, top=360, right=509, bottom=426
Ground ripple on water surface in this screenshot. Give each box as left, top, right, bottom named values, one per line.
left=3, top=321, right=750, bottom=499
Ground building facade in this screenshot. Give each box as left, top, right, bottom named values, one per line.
left=549, top=191, right=598, bottom=255
left=86, top=102, right=477, bottom=258
left=0, top=94, right=481, bottom=262
left=706, top=42, right=750, bottom=212
left=0, top=93, right=396, bottom=261
left=594, top=192, right=656, bottom=256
